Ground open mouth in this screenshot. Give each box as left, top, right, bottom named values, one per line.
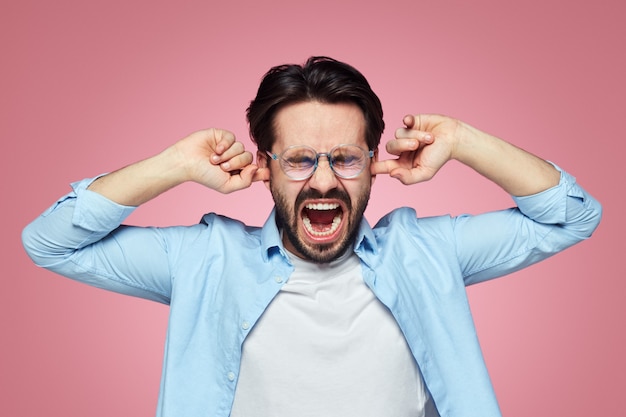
left=301, top=202, right=344, bottom=239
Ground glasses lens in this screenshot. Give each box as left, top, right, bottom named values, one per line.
left=331, top=145, right=367, bottom=178
left=280, top=146, right=317, bottom=179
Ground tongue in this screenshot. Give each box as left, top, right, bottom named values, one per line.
left=305, top=209, right=339, bottom=225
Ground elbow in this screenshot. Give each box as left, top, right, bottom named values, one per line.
left=570, top=197, right=603, bottom=241
left=21, top=220, right=69, bottom=268
left=586, top=200, right=603, bottom=238
left=22, top=221, right=46, bottom=266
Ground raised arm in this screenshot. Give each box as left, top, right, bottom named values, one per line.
left=88, top=128, right=269, bottom=206
left=371, top=114, right=601, bottom=284
left=22, top=128, right=270, bottom=303
left=371, top=114, right=560, bottom=196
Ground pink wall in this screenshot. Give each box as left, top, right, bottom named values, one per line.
left=2, top=0, right=623, bottom=415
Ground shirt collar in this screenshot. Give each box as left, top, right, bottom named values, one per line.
left=352, top=215, right=378, bottom=257
left=260, top=209, right=289, bottom=263
left=260, top=208, right=379, bottom=263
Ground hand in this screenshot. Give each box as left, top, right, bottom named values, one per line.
left=171, top=128, right=269, bottom=194
left=370, top=114, right=464, bottom=185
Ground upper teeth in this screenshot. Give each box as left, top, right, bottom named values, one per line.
left=305, top=203, right=339, bottom=210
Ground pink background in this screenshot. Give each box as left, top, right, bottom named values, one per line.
left=2, top=0, right=623, bottom=415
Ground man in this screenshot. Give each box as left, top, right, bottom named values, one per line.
left=22, top=56, right=602, bottom=416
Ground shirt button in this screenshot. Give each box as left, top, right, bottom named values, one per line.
left=227, top=372, right=236, bottom=381
left=241, top=321, right=250, bottom=330
left=274, top=276, right=284, bottom=284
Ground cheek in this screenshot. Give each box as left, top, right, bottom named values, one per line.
left=347, top=178, right=372, bottom=199
left=270, top=180, right=301, bottom=211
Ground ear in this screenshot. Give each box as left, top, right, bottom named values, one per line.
left=370, top=148, right=379, bottom=185
left=256, top=150, right=272, bottom=190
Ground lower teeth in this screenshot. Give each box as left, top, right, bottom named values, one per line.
left=303, top=215, right=341, bottom=236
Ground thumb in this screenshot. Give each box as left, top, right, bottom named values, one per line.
left=389, top=166, right=435, bottom=185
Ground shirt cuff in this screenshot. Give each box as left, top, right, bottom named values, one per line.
left=69, top=176, right=137, bottom=232
left=512, top=163, right=585, bottom=224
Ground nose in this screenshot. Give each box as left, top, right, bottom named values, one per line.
left=308, top=155, right=338, bottom=194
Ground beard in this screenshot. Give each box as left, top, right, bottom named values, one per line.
left=271, top=184, right=371, bottom=264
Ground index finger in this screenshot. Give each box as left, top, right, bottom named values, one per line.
left=370, top=159, right=401, bottom=176
left=252, top=167, right=270, bottom=183
left=213, top=129, right=237, bottom=155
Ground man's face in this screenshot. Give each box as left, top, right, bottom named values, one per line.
left=259, top=101, right=376, bottom=263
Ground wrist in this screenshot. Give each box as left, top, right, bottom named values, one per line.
left=448, top=119, right=476, bottom=162
left=158, top=145, right=195, bottom=186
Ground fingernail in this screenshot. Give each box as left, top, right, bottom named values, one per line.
left=424, top=134, right=433, bottom=142
left=221, top=162, right=231, bottom=169
left=212, top=155, right=220, bottom=163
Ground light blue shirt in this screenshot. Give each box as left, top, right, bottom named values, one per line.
left=22, top=167, right=602, bottom=417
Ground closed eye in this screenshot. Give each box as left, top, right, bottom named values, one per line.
left=285, top=155, right=316, bottom=168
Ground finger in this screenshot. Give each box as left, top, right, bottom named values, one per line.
left=403, top=114, right=439, bottom=132
left=389, top=166, right=436, bottom=185
left=394, top=126, right=434, bottom=141
left=218, top=150, right=254, bottom=172
left=218, top=165, right=259, bottom=194
left=370, top=159, right=401, bottom=175
left=213, top=129, right=237, bottom=155
left=395, top=126, right=421, bottom=140
left=239, top=164, right=261, bottom=184
left=235, top=164, right=270, bottom=187
left=386, top=136, right=433, bottom=156
left=403, top=114, right=416, bottom=129
left=212, top=141, right=247, bottom=165
left=251, top=167, right=270, bottom=183
left=221, top=141, right=247, bottom=161
left=387, top=138, right=418, bottom=156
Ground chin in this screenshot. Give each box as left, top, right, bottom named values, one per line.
left=288, top=227, right=354, bottom=264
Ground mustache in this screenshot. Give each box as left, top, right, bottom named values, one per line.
left=295, top=189, right=352, bottom=211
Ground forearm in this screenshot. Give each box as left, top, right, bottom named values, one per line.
left=88, top=146, right=188, bottom=207
left=88, top=128, right=264, bottom=205
left=452, top=123, right=560, bottom=197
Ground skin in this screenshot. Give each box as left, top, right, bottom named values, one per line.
left=87, top=104, right=560, bottom=262
left=257, top=101, right=375, bottom=263
left=371, top=114, right=559, bottom=196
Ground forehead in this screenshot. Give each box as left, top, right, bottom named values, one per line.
left=273, top=101, right=367, bottom=150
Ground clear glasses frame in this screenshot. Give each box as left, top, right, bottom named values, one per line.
left=266, top=144, right=375, bottom=181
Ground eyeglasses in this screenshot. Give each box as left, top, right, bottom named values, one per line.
left=266, top=144, right=374, bottom=181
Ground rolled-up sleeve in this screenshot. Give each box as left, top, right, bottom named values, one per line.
left=453, top=165, right=602, bottom=285
left=512, top=167, right=602, bottom=237
left=22, top=177, right=173, bottom=303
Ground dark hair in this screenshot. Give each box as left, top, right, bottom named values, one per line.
left=246, top=56, right=384, bottom=152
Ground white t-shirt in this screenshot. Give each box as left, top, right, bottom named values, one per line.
left=230, top=250, right=437, bottom=417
